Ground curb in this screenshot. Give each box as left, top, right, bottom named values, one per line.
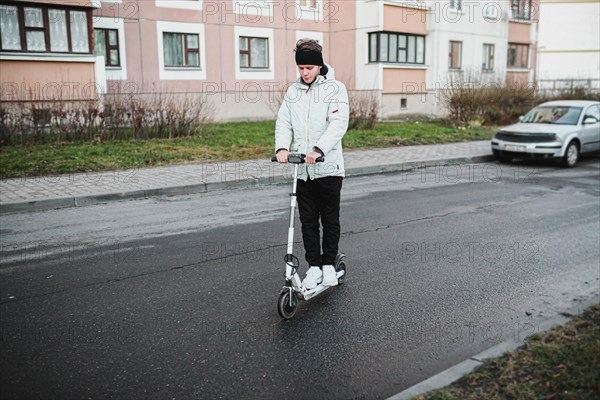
left=386, top=294, right=600, bottom=400
left=0, top=154, right=495, bottom=214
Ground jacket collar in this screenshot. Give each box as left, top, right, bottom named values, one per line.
left=294, top=74, right=326, bottom=89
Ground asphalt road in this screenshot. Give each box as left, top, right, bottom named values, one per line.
left=1, top=158, right=599, bottom=400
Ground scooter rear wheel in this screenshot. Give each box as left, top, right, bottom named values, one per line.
left=277, top=290, right=298, bottom=319
left=336, top=260, right=346, bottom=285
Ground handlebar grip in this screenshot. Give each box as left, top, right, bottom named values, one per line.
left=271, top=154, right=325, bottom=163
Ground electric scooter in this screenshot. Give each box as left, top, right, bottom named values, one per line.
left=271, top=153, right=347, bottom=319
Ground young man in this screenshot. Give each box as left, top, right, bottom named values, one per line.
left=274, top=39, right=349, bottom=289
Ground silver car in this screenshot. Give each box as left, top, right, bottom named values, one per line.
left=491, top=100, right=600, bottom=167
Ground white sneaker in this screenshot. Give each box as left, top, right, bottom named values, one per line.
left=322, top=265, right=338, bottom=287
left=302, top=266, right=323, bottom=290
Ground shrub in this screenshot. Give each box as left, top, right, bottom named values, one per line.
left=348, top=90, right=379, bottom=130
left=0, top=92, right=213, bottom=146
left=441, top=70, right=536, bottom=127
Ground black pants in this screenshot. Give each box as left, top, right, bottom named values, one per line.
left=296, top=176, right=343, bottom=267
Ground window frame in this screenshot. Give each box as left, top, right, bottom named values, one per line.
left=239, top=36, right=269, bottom=69
left=162, top=32, right=201, bottom=68
left=94, top=28, right=120, bottom=67
left=511, top=0, right=532, bottom=21
left=449, top=40, right=462, bottom=70
left=449, top=0, right=463, bottom=11
left=368, top=31, right=426, bottom=65
left=507, top=42, right=529, bottom=68
left=482, top=43, right=495, bottom=72
left=301, top=0, right=318, bottom=8
left=0, top=2, right=92, bottom=54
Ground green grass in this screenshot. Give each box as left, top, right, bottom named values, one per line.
left=0, top=120, right=495, bottom=179
left=413, top=304, right=600, bottom=400
left=344, top=121, right=493, bottom=149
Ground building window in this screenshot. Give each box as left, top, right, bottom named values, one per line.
left=511, top=0, right=531, bottom=20
left=0, top=5, right=21, bottom=50
left=0, top=4, right=91, bottom=53
left=49, top=9, right=68, bottom=52
left=94, top=28, right=120, bottom=67
left=482, top=44, right=495, bottom=72
left=239, top=36, right=268, bottom=69
left=300, top=0, right=317, bottom=8
left=507, top=43, right=529, bottom=68
left=449, top=0, right=462, bottom=11
left=24, top=7, right=46, bottom=51
left=368, top=32, right=425, bottom=64
left=449, top=41, right=462, bottom=69
left=163, top=32, right=200, bottom=67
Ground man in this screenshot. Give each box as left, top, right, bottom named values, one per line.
left=274, top=39, right=349, bottom=289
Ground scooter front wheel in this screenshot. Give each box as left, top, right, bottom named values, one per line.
left=335, top=255, right=347, bottom=285
left=277, top=289, right=298, bottom=319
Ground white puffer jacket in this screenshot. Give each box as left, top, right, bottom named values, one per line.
left=275, top=66, right=349, bottom=180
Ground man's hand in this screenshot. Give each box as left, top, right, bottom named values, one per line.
left=276, top=149, right=289, bottom=163
left=305, top=151, right=322, bottom=164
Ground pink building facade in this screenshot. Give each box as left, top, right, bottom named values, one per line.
left=90, top=0, right=356, bottom=120
left=1, top=0, right=540, bottom=120
left=0, top=0, right=99, bottom=102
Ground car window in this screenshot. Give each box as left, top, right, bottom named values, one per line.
left=522, top=106, right=582, bottom=125
left=555, top=107, right=583, bottom=125
left=584, top=105, right=600, bottom=121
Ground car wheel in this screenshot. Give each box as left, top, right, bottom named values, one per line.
left=493, top=150, right=512, bottom=164
left=562, top=141, right=579, bottom=168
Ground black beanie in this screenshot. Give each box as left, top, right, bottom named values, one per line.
left=295, top=50, right=324, bottom=66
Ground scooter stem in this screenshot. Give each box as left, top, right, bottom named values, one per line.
left=286, top=164, right=299, bottom=278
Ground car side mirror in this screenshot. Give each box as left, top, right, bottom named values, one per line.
left=583, top=116, right=599, bottom=125
left=518, top=116, right=524, bottom=122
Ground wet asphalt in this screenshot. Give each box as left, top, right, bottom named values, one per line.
left=1, top=159, right=599, bottom=399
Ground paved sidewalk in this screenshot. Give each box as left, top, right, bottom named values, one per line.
left=0, top=140, right=493, bottom=213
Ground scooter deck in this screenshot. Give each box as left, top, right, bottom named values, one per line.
left=296, top=270, right=345, bottom=301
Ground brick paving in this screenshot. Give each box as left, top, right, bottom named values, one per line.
left=0, top=141, right=492, bottom=210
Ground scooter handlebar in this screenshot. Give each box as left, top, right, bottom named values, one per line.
left=271, top=153, right=324, bottom=164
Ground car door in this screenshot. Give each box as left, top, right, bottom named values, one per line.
left=580, top=105, right=600, bottom=153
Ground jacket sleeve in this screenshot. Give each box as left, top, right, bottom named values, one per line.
left=274, top=88, right=293, bottom=152
left=315, top=81, right=349, bottom=155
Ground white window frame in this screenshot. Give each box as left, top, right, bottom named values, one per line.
left=155, top=0, right=202, bottom=10
left=234, top=26, right=274, bottom=80
left=483, top=0, right=500, bottom=20
left=233, top=0, right=273, bottom=18
left=156, top=21, right=206, bottom=80
left=449, top=40, right=462, bottom=70
left=482, top=43, right=495, bottom=72
left=94, top=17, right=127, bottom=80
left=296, top=0, right=323, bottom=21
left=449, top=0, right=463, bottom=12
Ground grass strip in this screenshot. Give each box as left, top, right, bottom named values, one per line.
left=0, top=120, right=494, bottom=179
left=413, top=304, right=600, bottom=400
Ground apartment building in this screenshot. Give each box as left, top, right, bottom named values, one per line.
left=1, top=0, right=541, bottom=120
left=356, top=0, right=539, bottom=117
left=88, top=0, right=356, bottom=121
left=0, top=0, right=100, bottom=105
left=536, top=0, right=600, bottom=93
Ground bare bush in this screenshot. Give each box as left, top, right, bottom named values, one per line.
left=1, top=92, right=213, bottom=146
left=440, top=69, right=536, bottom=127
left=265, top=82, right=289, bottom=117
left=348, top=90, right=379, bottom=130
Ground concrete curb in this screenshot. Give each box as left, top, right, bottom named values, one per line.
left=386, top=294, right=600, bottom=400
left=0, top=154, right=495, bottom=214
